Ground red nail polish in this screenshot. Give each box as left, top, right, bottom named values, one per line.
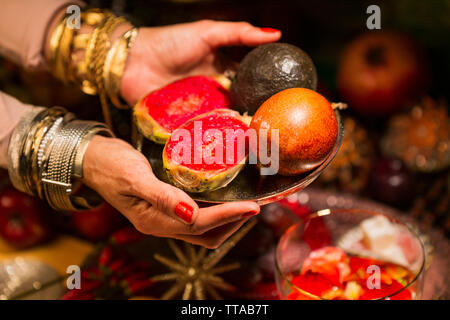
left=175, top=202, right=193, bottom=223
left=260, top=27, right=280, bottom=33
left=242, top=210, right=259, bottom=217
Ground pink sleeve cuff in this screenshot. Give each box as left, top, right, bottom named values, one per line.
left=0, top=0, right=85, bottom=71
left=0, top=92, right=35, bottom=168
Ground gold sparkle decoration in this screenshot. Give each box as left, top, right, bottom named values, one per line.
left=151, top=219, right=257, bottom=300
left=381, top=97, right=450, bottom=172
left=319, top=116, right=374, bottom=192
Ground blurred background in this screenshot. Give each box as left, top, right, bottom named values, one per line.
left=0, top=0, right=448, bottom=300
left=1, top=0, right=448, bottom=231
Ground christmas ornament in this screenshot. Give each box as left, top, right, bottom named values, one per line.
left=410, top=172, right=450, bottom=231
left=381, top=97, right=450, bottom=172
left=369, top=158, right=415, bottom=206
left=152, top=219, right=257, bottom=300
left=109, top=226, right=143, bottom=245
left=71, top=202, right=126, bottom=242
left=319, top=117, right=374, bottom=192
left=0, top=187, right=53, bottom=249
left=337, top=31, right=429, bottom=116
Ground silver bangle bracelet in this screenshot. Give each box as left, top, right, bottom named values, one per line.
left=8, top=107, right=114, bottom=212
left=8, top=107, right=70, bottom=196
left=8, top=107, right=46, bottom=195
left=41, top=120, right=114, bottom=211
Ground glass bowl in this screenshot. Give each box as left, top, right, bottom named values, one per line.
left=275, top=209, right=426, bottom=300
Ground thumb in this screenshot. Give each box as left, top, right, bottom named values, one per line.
left=200, top=21, right=281, bottom=48
left=138, top=176, right=199, bottom=224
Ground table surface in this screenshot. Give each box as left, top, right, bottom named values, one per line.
left=0, top=189, right=448, bottom=300
left=0, top=236, right=93, bottom=275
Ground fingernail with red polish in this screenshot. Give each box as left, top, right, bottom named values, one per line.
left=260, top=27, right=280, bottom=33
left=242, top=210, right=259, bottom=218
left=175, top=202, right=193, bottom=223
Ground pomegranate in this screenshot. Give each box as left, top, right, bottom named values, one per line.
left=337, top=31, right=429, bottom=116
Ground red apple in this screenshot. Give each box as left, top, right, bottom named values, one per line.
left=337, top=31, right=429, bottom=116
left=71, top=202, right=126, bottom=242
left=0, top=187, right=52, bottom=248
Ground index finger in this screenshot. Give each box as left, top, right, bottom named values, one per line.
left=200, top=21, right=281, bottom=48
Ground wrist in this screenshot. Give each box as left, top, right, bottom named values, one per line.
left=81, top=134, right=108, bottom=189
left=119, top=27, right=143, bottom=105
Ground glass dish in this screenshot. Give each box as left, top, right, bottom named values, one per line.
left=275, top=209, right=426, bottom=300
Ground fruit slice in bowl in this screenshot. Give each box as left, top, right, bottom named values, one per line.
left=163, top=109, right=251, bottom=193
left=134, top=75, right=231, bottom=144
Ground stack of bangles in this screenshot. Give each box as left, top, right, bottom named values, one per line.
left=7, top=9, right=137, bottom=211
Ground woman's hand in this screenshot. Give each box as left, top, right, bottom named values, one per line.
left=120, top=20, right=281, bottom=105
left=82, top=135, right=260, bottom=248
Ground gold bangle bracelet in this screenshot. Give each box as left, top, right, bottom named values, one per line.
left=82, top=15, right=108, bottom=95
left=103, top=27, right=138, bottom=109
left=56, top=18, right=76, bottom=83
left=47, top=8, right=136, bottom=134
left=75, top=9, right=113, bottom=94
left=90, top=15, right=128, bottom=129
left=49, top=15, right=68, bottom=81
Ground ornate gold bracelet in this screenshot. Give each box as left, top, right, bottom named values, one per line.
left=88, top=15, right=128, bottom=128
left=74, top=9, right=112, bottom=94
left=103, top=28, right=138, bottom=110
left=49, top=15, right=70, bottom=83
left=48, top=9, right=136, bottom=126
